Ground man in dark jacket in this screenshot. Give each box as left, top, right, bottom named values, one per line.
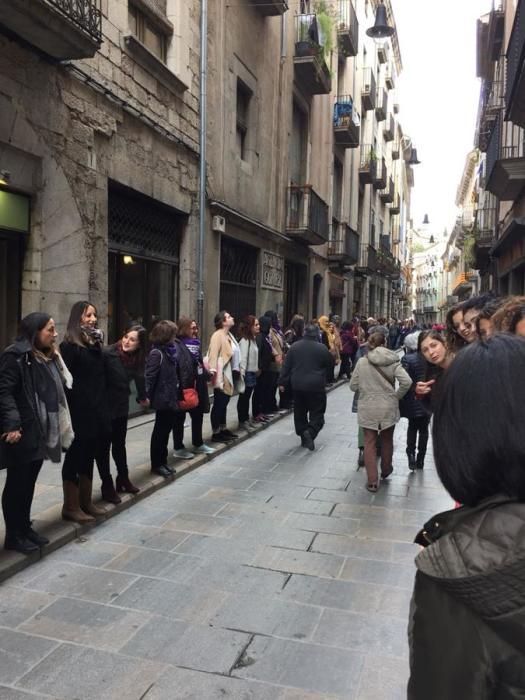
left=278, top=324, right=334, bottom=450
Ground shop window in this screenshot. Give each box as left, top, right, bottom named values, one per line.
left=128, top=3, right=168, bottom=62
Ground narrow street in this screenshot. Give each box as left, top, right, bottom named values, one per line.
left=0, top=385, right=452, bottom=700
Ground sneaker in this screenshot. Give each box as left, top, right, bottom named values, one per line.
left=239, top=421, right=255, bottom=433
left=193, top=444, right=216, bottom=455
left=173, top=448, right=194, bottom=460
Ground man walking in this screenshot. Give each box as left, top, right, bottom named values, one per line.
left=278, top=324, right=334, bottom=451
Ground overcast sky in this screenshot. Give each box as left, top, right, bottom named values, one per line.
left=392, top=0, right=492, bottom=236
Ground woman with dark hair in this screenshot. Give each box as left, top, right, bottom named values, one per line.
left=476, top=297, right=505, bottom=339
left=263, top=310, right=287, bottom=411
left=146, top=320, right=195, bottom=477
left=95, top=325, right=147, bottom=502
left=172, top=317, right=215, bottom=457
left=237, top=315, right=260, bottom=432
left=206, top=310, right=241, bottom=442
left=399, top=331, right=430, bottom=470
left=339, top=321, right=358, bottom=379
left=492, top=295, right=525, bottom=336
left=408, top=334, right=525, bottom=698
left=350, top=332, right=411, bottom=492
left=60, top=301, right=110, bottom=522
left=445, top=303, right=467, bottom=354
left=0, top=313, right=74, bottom=553
left=253, top=315, right=275, bottom=422
left=284, top=315, right=304, bottom=347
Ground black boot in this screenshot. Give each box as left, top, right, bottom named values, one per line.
left=416, top=453, right=425, bottom=469
left=24, top=527, right=50, bottom=547
left=4, top=532, right=40, bottom=555
left=407, top=450, right=417, bottom=470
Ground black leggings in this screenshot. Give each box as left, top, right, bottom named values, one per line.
left=96, top=415, right=129, bottom=481
left=62, top=437, right=100, bottom=483
left=237, top=385, right=256, bottom=423
left=2, top=459, right=43, bottom=535
left=407, top=416, right=430, bottom=455
left=172, top=409, right=204, bottom=449
left=210, top=390, right=230, bottom=432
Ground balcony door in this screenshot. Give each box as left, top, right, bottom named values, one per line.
left=290, top=102, right=308, bottom=185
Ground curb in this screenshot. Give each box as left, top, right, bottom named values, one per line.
left=0, top=379, right=348, bottom=583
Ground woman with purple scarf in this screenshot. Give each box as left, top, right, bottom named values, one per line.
left=171, top=318, right=215, bottom=457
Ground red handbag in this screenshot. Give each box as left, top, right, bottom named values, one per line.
left=178, top=387, right=199, bottom=410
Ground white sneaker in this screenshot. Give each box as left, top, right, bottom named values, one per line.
left=239, top=421, right=255, bottom=433
left=173, top=448, right=194, bottom=459
left=193, top=444, right=216, bottom=455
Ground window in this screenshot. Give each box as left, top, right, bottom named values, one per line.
left=128, top=3, right=167, bottom=63
left=236, top=79, right=252, bottom=161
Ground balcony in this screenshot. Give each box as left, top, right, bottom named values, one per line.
left=506, top=0, right=525, bottom=128
left=355, top=244, right=378, bottom=275
left=377, top=42, right=388, bottom=64
left=337, top=0, right=359, bottom=58
left=286, top=185, right=329, bottom=245
left=294, top=15, right=332, bottom=96
left=391, top=138, right=400, bottom=159
left=359, top=144, right=377, bottom=185
left=477, top=79, right=504, bottom=152
left=375, top=88, right=387, bottom=121
left=333, top=97, right=360, bottom=148
left=0, top=0, right=102, bottom=59
left=379, top=176, right=394, bottom=203
left=385, top=69, right=395, bottom=91
left=474, top=204, right=496, bottom=269
left=361, top=68, right=376, bottom=111
left=383, top=114, right=395, bottom=141
left=389, top=193, right=400, bottom=215
left=452, top=270, right=477, bottom=296
left=328, top=222, right=360, bottom=266
left=377, top=241, right=401, bottom=279
left=485, top=114, right=525, bottom=200
left=373, top=157, right=387, bottom=190
left=251, top=0, right=288, bottom=15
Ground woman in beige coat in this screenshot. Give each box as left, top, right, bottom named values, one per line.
left=207, top=310, right=241, bottom=443
left=350, top=332, right=412, bottom=492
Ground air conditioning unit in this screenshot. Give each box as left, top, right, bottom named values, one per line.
left=212, top=215, right=226, bottom=233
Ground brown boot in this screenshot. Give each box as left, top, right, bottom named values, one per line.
left=79, top=475, right=106, bottom=517
left=62, top=481, right=95, bottom=523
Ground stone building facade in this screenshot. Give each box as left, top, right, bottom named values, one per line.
left=0, top=0, right=200, bottom=347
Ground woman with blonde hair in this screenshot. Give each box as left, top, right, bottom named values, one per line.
left=319, top=315, right=338, bottom=383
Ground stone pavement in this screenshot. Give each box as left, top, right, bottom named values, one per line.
left=0, top=385, right=453, bottom=699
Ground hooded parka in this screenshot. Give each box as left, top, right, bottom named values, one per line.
left=349, top=346, right=411, bottom=430
left=408, top=496, right=525, bottom=699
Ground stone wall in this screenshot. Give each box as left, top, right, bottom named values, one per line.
left=0, top=0, right=201, bottom=333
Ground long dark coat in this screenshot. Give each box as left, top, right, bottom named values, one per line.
left=104, top=344, right=146, bottom=420
left=0, top=340, right=47, bottom=468
left=60, top=340, right=111, bottom=439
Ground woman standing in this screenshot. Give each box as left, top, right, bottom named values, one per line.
left=253, top=315, right=275, bottom=422
left=60, top=301, right=110, bottom=522
left=0, top=313, right=74, bottom=553
left=172, top=318, right=215, bottom=457
left=146, top=320, right=194, bottom=477
left=284, top=315, right=304, bottom=347
left=339, top=321, right=358, bottom=379
left=318, top=315, right=337, bottom=383
left=237, top=315, right=260, bottom=432
left=263, top=310, right=286, bottom=412
left=350, top=332, right=411, bottom=492
left=399, top=331, right=429, bottom=470
left=96, top=325, right=147, bottom=502
left=207, top=310, right=241, bottom=443
left=445, top=303, right=468, bottom=354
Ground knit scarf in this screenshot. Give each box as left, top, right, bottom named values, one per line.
left=81, top=325, right=104, bottom=346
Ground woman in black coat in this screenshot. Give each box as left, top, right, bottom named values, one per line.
left=408, top=334, right=525, bottom=699
left=145, top=320, right=194, bottom=477
left=0, top=313, right=74, bottom=553
left=95, top=325, right=147, bottom=503
left=399, top=331, right=430, bottom=470
left=60, top=301, right=111, bottom=522
left=253, top=315, right=276, bottom=421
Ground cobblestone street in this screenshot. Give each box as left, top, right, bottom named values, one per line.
left=0, top=385, right=453, bottom=699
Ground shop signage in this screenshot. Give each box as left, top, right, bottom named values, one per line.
left=261, top=250, right=284, bottom=290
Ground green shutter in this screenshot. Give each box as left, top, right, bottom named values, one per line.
left=0, top=191, right=30, bottom=232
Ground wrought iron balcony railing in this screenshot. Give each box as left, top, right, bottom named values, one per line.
left=361, top=67, right=376, bottom=111
left=333, top=95, right=360, bottom=148
left=328, top=222, right=359, bottom=265
left=47, top=0, right=102, bottom=41
left=506, top=0, right=525, bottom=128
left=286, top=185, right=329, bottom=246
left=486, top=113, right=525, bottom=200
left=337, top=0, right=359, bottom=58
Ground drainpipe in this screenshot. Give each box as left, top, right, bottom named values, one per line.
left=197, top=0, right=208, bottom=330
